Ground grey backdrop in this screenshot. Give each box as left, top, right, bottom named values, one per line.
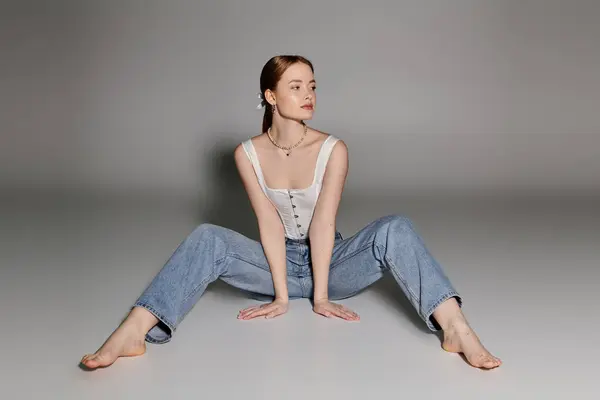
left=1, top=0, right=599, bottom=204
left=1, top=1, right=600, bottom=397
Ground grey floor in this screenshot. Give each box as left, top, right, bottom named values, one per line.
left=1, top=192, right=598, bottom=399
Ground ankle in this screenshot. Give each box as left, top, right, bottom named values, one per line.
left=432, top=297, right=466, bottom=331
left=124, top=306, right=159, bottom=335
left=442, top=314, right=469, bottom=332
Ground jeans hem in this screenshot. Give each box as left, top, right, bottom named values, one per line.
left=132, top=301, right=176, bottom=344
left=423, top=291, right=463, bottom=332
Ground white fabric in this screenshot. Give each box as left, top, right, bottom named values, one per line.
left=241, top=134, right=340, bottom=239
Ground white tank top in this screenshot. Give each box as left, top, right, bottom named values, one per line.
left=241, top=134, right=340, bottom=240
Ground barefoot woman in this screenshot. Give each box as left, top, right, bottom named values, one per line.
left=81, top=55, right=501, bottom=370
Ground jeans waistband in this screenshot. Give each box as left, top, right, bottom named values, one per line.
left=285, top=236, right=309, bottom=244
left=285, top=231, right=343, bottom=245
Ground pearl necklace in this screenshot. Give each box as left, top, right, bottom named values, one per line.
left=267, top=124, right=308, bottom=156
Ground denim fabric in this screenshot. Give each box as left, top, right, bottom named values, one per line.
left=133, top=214, right=462, bottom=344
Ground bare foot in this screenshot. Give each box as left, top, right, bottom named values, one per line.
left=442, top=316, right=502, bottom=369
left=80, top=322, right=147, bottom=369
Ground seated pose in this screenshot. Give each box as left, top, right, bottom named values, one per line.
left=81, top=55, right=501, bottom=370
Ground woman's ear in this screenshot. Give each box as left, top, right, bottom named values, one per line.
left=265, top=89, right=276, bottom=106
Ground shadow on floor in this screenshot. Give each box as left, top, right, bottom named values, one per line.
left=368, top=274, right=438, bottom=335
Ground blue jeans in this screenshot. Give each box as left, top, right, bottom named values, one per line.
left=133, top=214, right=462, bottom=344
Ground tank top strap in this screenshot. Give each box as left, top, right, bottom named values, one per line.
left=314, top=135, right=340, bottom=184
left=241, top=139, right=267, bottom=189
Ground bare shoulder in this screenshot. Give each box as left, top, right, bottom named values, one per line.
left=316, top=130, right=348, bottom=174
left=317, top=129, right=347, bottom=156
left=233, top=142, right=247, bottom=169
left=245, top=133, right=269, bottom=149
left=308, top=127, right=329, bottom=143
left=234, top=133, right=263, bottom=154
left=329, top=137, right=348, bottom=165
left=306, top=127, right=345, bottom=150
left=309, top=127, right=344, bottom=143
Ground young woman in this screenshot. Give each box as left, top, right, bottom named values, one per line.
left=81, top=55, right=501, bottom=370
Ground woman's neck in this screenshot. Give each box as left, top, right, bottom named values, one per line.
left=269, top=119, right=306, bottom=147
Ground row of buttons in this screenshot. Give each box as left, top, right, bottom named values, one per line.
left=288, top=192, right=303, bottom=236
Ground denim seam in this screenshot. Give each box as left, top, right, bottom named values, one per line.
left=180, top=249, right=276, bottom=309
left=373, top=239, right=420, bottom=307
left=329, top=241, right=375, bottom=271
left=227, top=252, right=271, bottom=272
left=299, top=276, right=307, bottom=297
left=179, top=260, right=222, bottom=307
left=179, top=250, right=265, bottom=307
left=384, top=253, right=420, bottom=307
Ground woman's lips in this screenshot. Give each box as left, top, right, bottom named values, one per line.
left=302, top=105, right=313, bottom=110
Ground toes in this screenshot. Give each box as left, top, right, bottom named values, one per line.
left=81, top=354, right=94, bottom=364
left=477, top=355, right=501, bottom=369
left=83, top=352, right=113, bottom=368
left=82, top=355, right=98, bottom=368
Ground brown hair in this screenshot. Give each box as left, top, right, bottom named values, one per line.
left=259, top=55, right=314, bottom=133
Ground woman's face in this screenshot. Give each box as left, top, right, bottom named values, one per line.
left=269, top=62, right=316, bottom=121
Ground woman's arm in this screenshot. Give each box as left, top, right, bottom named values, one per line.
left=234, top=144, right=289, bottom=300
left=308, top=140, right=349, bottom=302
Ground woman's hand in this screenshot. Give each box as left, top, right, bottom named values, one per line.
left=238, top=298, right=289, bottom=320
left=312, top=299, right=360, bottom=321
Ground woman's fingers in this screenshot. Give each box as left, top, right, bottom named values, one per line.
left=241, top=304, right=278, bottom=319
left=313, top=301, right=359, bottom=321
left=341, top=306, right=359, bottom=320
left=238, top=301, right=290, bottom=320
left=333, top=305, right=359, bottom=320
left=241, top=302, right=357, bottom=321
left=238, top=305, right=263, bottom=318
left=248, top=307, right=270, bottom=319
left=241, top=307, right=267, bottom=319
left=334, top=307, right=353, bottom=320
left=238, top=306, right=259, bottom=315
left=241, top=305, right=262, bottom=313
